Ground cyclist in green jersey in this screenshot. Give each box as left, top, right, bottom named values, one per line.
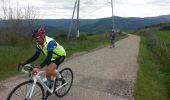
left=19, top=28, right=66, bottom=85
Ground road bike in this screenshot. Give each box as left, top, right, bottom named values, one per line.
left=7, top=64, right=73, bottom=100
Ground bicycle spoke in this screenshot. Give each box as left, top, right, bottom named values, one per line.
left=29, top=84, right=43, bottom=100
left=55, top=68, right=73, bottom=97
left=32, top=90, right=42, bottom=98
left=31, top=95, right=42, bottom=100
left=13, top=92, right=25, bottom=99
left=7, top=81, right=44, bottom=100
left=18, top=86, right=26, bottom=97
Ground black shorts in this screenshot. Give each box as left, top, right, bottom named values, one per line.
left=49, top=56, right=65, bottom=68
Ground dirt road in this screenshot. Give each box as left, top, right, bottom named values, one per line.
left=0, top=34, right=140, bottom=100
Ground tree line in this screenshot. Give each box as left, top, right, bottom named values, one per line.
left=0, top=0, right=36, bottom=45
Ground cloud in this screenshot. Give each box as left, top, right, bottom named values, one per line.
left=0, top=0, right=170, bottom=19
left=146, top=0, right=170, bottom=6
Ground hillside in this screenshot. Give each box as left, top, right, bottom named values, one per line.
left=35, top=19, right=99, bottom=27
left=25, top=15, right=170, bottom=32
left=81, top=15, right=170, bottom=33
left=0, top=15, right=170, bottom=34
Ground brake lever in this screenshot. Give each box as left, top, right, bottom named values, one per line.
left=28, top=65, right=33, bottom=77
left=18, top=64, right=23, bottom=72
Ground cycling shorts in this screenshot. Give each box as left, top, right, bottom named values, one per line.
left=48, top=56, right=65, bottom=68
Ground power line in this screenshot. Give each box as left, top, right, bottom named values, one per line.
left=76, top=0, right=80, bottom=38
left=111, top=0, right=114, bottom=29
left=67, top=0, right=77, bottom=39
left=67, top=0, right=80, bottom=39
left=81, top=2, right=110, bottom=18
left=67, top=0, right=114, bottom=38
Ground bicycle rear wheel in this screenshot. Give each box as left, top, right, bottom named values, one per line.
left=7, top=80, right=44, bottom=100
left=55, top=68, right=73, bottom=97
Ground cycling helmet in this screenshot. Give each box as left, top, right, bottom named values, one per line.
left=32, top=28, right=45, bottom=38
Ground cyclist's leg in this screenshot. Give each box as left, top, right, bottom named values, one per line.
left=112, top=39, right=115, bottom=47
left=54, top=56, right=65, bottom=79
left=46, top=63, right=57, bottom=80
left=110, top=39, right=113, bottom=48
left=46, top=56, right=65, bottom=80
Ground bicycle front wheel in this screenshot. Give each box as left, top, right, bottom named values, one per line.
left=55, top=68, right=73, bottom=97
left=7, top=80, right=44, bottom=100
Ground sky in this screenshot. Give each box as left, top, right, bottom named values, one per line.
left=0, top=0, right=170, bottom=19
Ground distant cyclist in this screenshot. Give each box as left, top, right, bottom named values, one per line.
left=109, top=29, right=116, bottom=48
left=19, top=27, right=66, bottom=86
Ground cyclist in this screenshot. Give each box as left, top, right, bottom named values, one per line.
left=109, top=29, right=116, bottom=48
left=19, top=27, right=66, bottom=86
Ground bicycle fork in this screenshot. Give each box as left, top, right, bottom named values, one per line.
left=25, top=78, right=37, bottom=99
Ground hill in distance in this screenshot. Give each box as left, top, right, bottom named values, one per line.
left=33, top=15, right=170, bottom=33
left=1, top=15, right=170, bottom=34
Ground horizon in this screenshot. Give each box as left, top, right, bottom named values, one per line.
left=0, top=14, right=169, bottom=20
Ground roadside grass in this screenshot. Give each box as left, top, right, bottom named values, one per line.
left=154, top=30, right=170, bottom=42
left=60, top=33, right=110, bottom=56
left=135, top=37, right=168, bottom=100
left=0, top=46, right=33, bottom=79
left=0, top=33, right=126, bottom=80
left=134, top=27, right=170, bottom=100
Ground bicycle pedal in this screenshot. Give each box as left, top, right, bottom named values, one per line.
left=44, top=96, right=48, bottom=99
left=62, top=79, right=66, bottom=84
left=46, top=91, right=52, bottom=96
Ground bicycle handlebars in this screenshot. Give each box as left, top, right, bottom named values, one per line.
left=20, top=64, right=46, bottom=78
left=21, top=64, right=33, bottom=74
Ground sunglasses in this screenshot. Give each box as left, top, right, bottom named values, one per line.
left=35, top=36, right=41, bottom=40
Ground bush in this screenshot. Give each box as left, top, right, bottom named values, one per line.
left=160, top=25, right=170, bottom=30
left=57, top=34, right=67, bottom=38
left=78, top=33, right=88, bottom=40
left=158, top=23, right=170, bottom=31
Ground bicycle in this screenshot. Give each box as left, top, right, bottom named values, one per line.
left=7, top=64, right=73, bottom=100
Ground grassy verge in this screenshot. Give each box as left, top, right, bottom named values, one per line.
left=135, top=37, right=168, bottom=100
left=0, top=33, right=126, bottom=80
left=154, top=30, right=170, bottom=42
left=134, top=27, right=170, bottom=99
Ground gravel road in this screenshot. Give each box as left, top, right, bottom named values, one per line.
left=0, top=34, right=140, bottom=100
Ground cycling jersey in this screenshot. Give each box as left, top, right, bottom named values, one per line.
left=110, top=31, right=116, bottom=40
left=25, top=36, right=66, bottom=68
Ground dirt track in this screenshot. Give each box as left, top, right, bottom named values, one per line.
left=0, top=34, right=140, bottom=100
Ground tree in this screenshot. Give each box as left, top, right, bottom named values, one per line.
left=0, top=0, right=37, bottom=45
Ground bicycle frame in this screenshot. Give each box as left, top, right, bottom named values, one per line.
left=22, top=65, right=68, bottom=99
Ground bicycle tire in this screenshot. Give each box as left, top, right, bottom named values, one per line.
left=55, top=68, right=73, bottom=97
left=7, top=80, right=44, bottom=100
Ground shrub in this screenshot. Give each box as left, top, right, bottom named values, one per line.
left=78, top=33, right=88, bottom=40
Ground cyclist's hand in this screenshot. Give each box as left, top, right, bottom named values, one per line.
left=32, top=67, right=40, bottom=75
left=18, top=63, right=24, bottom=71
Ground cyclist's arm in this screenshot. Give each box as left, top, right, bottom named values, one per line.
left=40, top=41, right=57, bottom=68
left=24, top=47, right=41, bottom=65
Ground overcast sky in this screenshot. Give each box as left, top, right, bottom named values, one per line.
left=0, top=0, right=170, bottom=19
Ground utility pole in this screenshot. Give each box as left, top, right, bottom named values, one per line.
left=111, top=0, right=114, bottom=29
left=67, top=0, right=77, bottom=39
left=76, top=0, right=80, bottom=38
